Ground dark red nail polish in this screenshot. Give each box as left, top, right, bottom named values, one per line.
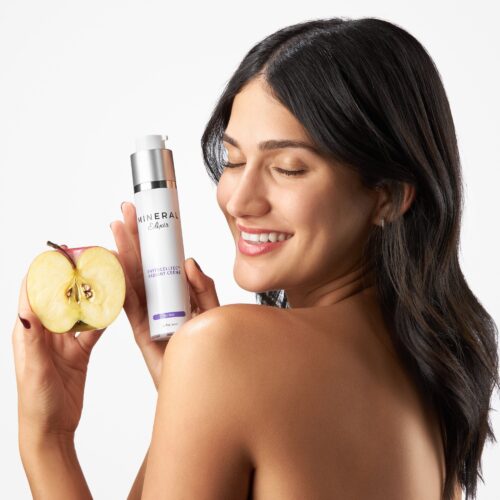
left=18, top=314, right=31, bottom=329
left=193, top=259, right=203, bottom=273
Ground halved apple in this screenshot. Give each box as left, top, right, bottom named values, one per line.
left=27, top=241, right=126, bottom=334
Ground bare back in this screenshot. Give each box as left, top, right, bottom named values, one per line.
left=232, top=286, right=461, bottom=499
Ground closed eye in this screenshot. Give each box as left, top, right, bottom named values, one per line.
left=221, top=161, right=245, bottom=168
left=221, top=161, right=305, bottom=177
left=275, top=167, right=305, bottom=177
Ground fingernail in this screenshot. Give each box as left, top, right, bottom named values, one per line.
left=121, top=201, right=126, bottom=214
left=109, top=222, right=113, bottom=230
left=18, top=313, right=31, bottom=329
left=193, top=258, right=203, bottom=273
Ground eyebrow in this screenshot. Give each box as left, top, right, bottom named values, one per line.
left=222, top=132, right=321, bottom=155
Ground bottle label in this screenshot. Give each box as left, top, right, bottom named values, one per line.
left=134, top=187, right=191, bottom=340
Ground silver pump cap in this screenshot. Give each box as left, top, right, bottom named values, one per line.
left=130, top=134, right=176, bottom=192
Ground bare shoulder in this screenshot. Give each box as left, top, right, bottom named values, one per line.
left=193, top=302, right=284, bottom=324
left=172, top=301, right=425, bottom=423
left=189, top=301, right=446, bottom=498
left=164, top=300, right=447, bottom=499
left=170, top=301, right=384, bottom=428
left=172, top=302, right=287, bottom=345
left=171, top=300, right=394, bottom=392
left=161, top=302, right=279, bottom=419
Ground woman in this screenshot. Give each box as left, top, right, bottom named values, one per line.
left=13, top=17, right=498, bottom=500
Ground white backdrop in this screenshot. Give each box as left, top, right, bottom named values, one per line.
left=1, top=1, right=498, bottom=498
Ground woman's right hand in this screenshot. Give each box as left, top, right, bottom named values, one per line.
left=109, top=201, right=220, bottom=390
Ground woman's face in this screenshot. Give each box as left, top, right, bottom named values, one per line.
left=216, top=76, right=382, bottom=307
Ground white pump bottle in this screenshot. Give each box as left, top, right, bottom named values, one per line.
left=130, top=135, right=191, bottom=341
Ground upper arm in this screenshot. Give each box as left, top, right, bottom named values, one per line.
left=141, top=307, right=254, bottom=500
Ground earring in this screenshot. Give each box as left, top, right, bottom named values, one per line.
left=381, top=217, right=385, bottom=229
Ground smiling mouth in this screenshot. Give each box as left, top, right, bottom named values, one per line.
left=237, top=232, right=293, bottom=256
left=239, top=230, right=293, bottom=244
left=242, top=234, right=293, bottom=245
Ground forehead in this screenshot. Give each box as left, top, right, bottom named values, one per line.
left=226, top=76, right=312, bottom=144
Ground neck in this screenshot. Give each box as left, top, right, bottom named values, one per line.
left=285, top=261, right=376, bottom=308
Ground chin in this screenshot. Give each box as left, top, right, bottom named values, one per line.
left=234, top=277, right=270, bottom=294
left=233, top=266, right=278, bottom=294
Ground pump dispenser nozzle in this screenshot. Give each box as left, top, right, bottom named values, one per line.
left=135, top=135, right=168, bottom=152
left=130, top=134, right=176, bottom=189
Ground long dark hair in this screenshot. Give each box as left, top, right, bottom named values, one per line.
left=200, top=17, right=498, bottom=500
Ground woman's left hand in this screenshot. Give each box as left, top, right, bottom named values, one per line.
left=12, top=271, right=106, bottom=445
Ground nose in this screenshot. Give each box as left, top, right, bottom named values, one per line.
left=225, top=164, right=271, bottom=219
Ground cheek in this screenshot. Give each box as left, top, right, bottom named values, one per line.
left=300, top=180, right=369, bottom=240
left=309, top=185, right=374, bottom=261
left=292, top=183, right=337, bottom=232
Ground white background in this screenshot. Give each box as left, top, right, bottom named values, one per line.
left=1, top=1, right=498, bottom=498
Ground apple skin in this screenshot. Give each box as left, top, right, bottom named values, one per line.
left=57, top=244, right=92, bottom=260
left=55, top=245, right=94, bottom=268
left=27, top=242, right=126, bottom=334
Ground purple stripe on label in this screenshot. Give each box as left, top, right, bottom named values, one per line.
left=153, top=311, right=186, bottom=320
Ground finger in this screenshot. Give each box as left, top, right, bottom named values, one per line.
left=110, top=248, right=145, bottom=325
left=185, top=258, right=220, bottom=312
left=109, top=247, right=142, bottom=321
left=108, top=248, right=151, bottom=347
left=13, top=274, right=49, bottom=370
left=120, top=201, right=142, bottom=266
left=110, top=220, right=146, bottom=304
left=188, top=281, right=200, bottom=318
left=76, top=328, right=106, bottom=355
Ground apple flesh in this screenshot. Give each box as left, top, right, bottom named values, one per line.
left=27, top=241, right=126, bottom=334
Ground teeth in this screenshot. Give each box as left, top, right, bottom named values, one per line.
left=241, top=231, right=292, bottom=243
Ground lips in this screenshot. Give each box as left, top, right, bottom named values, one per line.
left=237, top=233, right=291, bottom=256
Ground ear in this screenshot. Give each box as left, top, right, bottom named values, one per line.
left=372, top=182, right=416, bottom=225
left=399, top=182, right=416, bottom=217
